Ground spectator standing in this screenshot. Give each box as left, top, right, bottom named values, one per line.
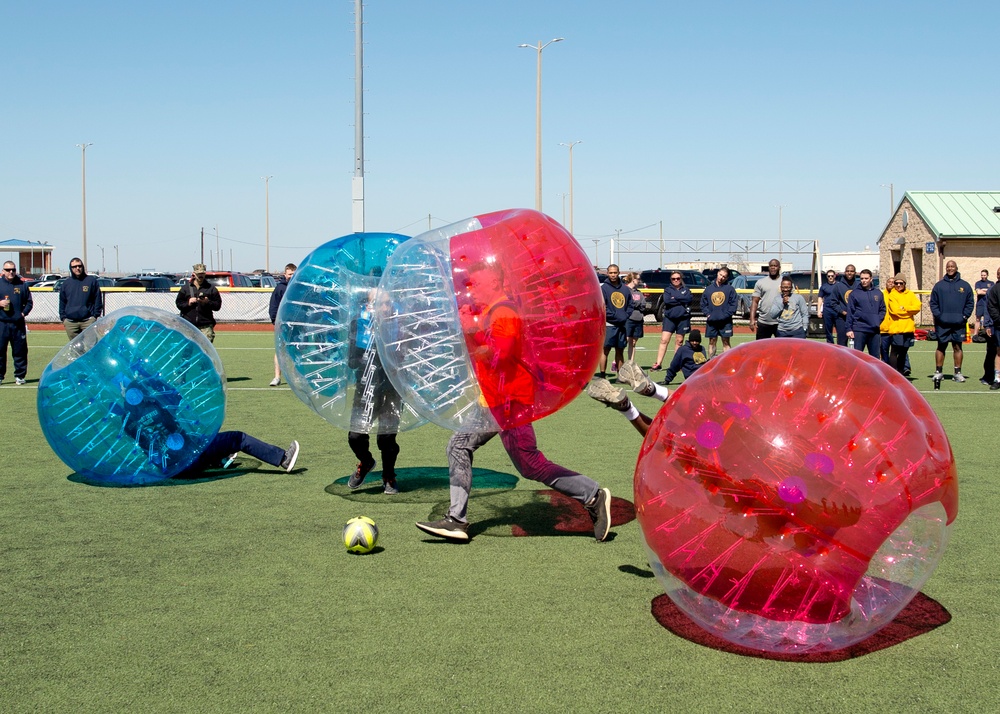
left=984, top=272, right=1000, bottom=390
left=974, top=269, right=994, bottom=334
left=833, top=265, right=859, bottom=343
left=176, top=264, right=222, bottom=343
left=749, top=259, right=783, bottom=339
left=624, top=272, right=645, bottom=362
left=58, top=257, right=104, bottom=338
left=268, top=263, right=296, bottom=386
left=662, top=329, right=708, bottom=385
left=930, top=260, right=974, bottom=386
left=768, top=278, right=809, bottom=338
left=881, top=274, right=921, bottom=375
left=0, top=261, right=32, bottom=385
left=846, top=269, right=886, bottom=357
left=599, top=264, right=630, bottom=377
left=818, top=270, right=847, bottom=345
left=650, top=271, right=692, bottom=370
left=700, top=267, right=738, bottom=357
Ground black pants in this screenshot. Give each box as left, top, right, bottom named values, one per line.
left=983, top=336, right=997, bottom=381
left=348, top=431, right=399, bottom=478
left=0, top=319, right=28, bottom=380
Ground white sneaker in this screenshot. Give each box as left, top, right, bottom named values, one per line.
left=953, top=373, right=966, bottom=383
left=269, top=377, right=280, bottom=387
left=14, top=378, right=26, bottom=386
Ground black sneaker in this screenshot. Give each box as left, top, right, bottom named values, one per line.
left=992, top=381, right=1000, bottom=391
left=348, top=457, right=375, bottom=489
left=586, top=488, right=612, bottom=542
left=415, top=516, right=469, bottom=541
left=280, top=441, right=300, bottom=472
left=903, top=368, right=911, bottom=377
left=383, top=478, right=399, bottom=495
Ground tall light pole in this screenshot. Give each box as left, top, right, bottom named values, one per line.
left=262, top=175, right=273, bottom=273
left=557, top=192, right=568, bottom=225
left=881, top=183, right=894, bottom=217
left=592, top=239, right=599, bottom=268
left=113, top=244, right=119, bottom=274
left=775, top=204, right=787, bottom=265
left=76, top=143, right=93, bottom=266
left=559, top=140, right=581, bottom=233
left=352, top=0, right=365, bottom=232
left=95, top=244, right=105, bottom=274
left=519, top=38, right=564, bottom=212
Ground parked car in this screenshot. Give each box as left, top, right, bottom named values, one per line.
left=639, top=269, right=711, bottom=320
left=730, top=274, right=767, bottom=318
left=115, top=276, right=174, bottom=292
left=30, top=280, right=60, bottom=289
left=248, top=274, right=277, bottom=288
left=203, top=271, right=254, bottom=288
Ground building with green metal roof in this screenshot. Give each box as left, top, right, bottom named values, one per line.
left=878, top=192, right=1000, bottom=316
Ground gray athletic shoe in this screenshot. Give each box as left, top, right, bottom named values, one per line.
left=586, top=488, right=612, bottom=542
left=617, top=361, right=656, bottom=397
left=416, top=516, right=470, bottom=542
left=953, top=373, right=966, bottom=383
left=280, top=441, right=300, bottom=472
left=586, top=378, right=630, bottom=411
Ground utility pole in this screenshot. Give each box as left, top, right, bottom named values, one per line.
left=76, top=143, right=93, bottom=266
left=352, top=0, right=365, bottom=232
left=262, top=176, right=273, bottom=272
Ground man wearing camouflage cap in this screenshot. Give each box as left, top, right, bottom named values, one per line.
left=176, top=263, right=222, bottom=342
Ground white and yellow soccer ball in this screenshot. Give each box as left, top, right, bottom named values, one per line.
left=343, top=516, right=379, bottom=554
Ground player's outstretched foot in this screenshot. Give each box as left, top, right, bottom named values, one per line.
left=416, top=517, right=469, bottom=542
left=586, top=378, right=631, bottom=411
left=280, top=441, right=300, bottom=472
left=348, top=457, right=376, bottom=489
left=617, top=361, right=656, bottom=397
left=586, top=488, right=612, bottom=542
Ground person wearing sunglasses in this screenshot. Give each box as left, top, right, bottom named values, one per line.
left=818, top=270, right=846, bottom=345
left=650, top=272, right=692, bottom=370
left=880, top=274, right=921, bottom=376
left=58, top=257, right=104, bottom=338
left=0, top=261, right=33, bottom=385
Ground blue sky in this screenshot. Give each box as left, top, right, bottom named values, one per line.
left=2, top=0, right=998, bottom=274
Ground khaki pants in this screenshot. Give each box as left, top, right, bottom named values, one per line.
left=63, top=317, right=96, bottom=338
left=199, top=325, right=216, bottom=343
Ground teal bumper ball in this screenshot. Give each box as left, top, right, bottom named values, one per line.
left=37, top=307, right=227, bottom=485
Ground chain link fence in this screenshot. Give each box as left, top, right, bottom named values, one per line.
left=25, top=288, right=273, bottom=324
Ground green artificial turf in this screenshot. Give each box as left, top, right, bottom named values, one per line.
left=2, top=331, right=999, bottom=712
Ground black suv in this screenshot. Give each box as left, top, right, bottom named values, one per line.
left=639, top=269, right=711, bottom=321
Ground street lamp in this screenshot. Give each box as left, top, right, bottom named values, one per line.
left=262, top=176, right=273, bottom=273
left=557, top=192, right=568, bottom=225
left=559, top=140, right=581, bottom=233
left=881, top=183, right=894, bottom=217
left=113, top=244, right=119, bottom=274
left=95, top=244, right=105, bottom=274
left=76, top=143, right=93, bottom=266
left=519, top=38, right=564, bottom=212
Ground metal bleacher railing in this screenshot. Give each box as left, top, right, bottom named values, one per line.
left=25, top=287, right=273, bottom=324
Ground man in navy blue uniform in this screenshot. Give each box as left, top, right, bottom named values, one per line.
left=930, top=260, right=974, bottom=386
left=700, top=267, right=738, bottom=358
left=818, top=269, right=846, bottom=345
left=846, top=269, right=885, bottom=357
left=662, top=329, right=708, bottom=385
left=268, top=263, right=296, bottom=386
left=831, top=265, right=858, bottom=345
left=58, top=257, right=104, bottom=338
left=600, top=264, right=630, bottom=378
left=974, top=268, right=994, bottom=335
left=0, top=261, right=32, bottom=385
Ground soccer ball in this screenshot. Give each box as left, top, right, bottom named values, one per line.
left=343, top=516, right=379, bottom=554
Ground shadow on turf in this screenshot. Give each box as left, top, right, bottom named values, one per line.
left=651, top=592, right=951, bottom=661
left=418, top=488, right=636, bottom=539
left=325, top=466, right=519, bottom=504
left=66, top=459, right=301, bottom=488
